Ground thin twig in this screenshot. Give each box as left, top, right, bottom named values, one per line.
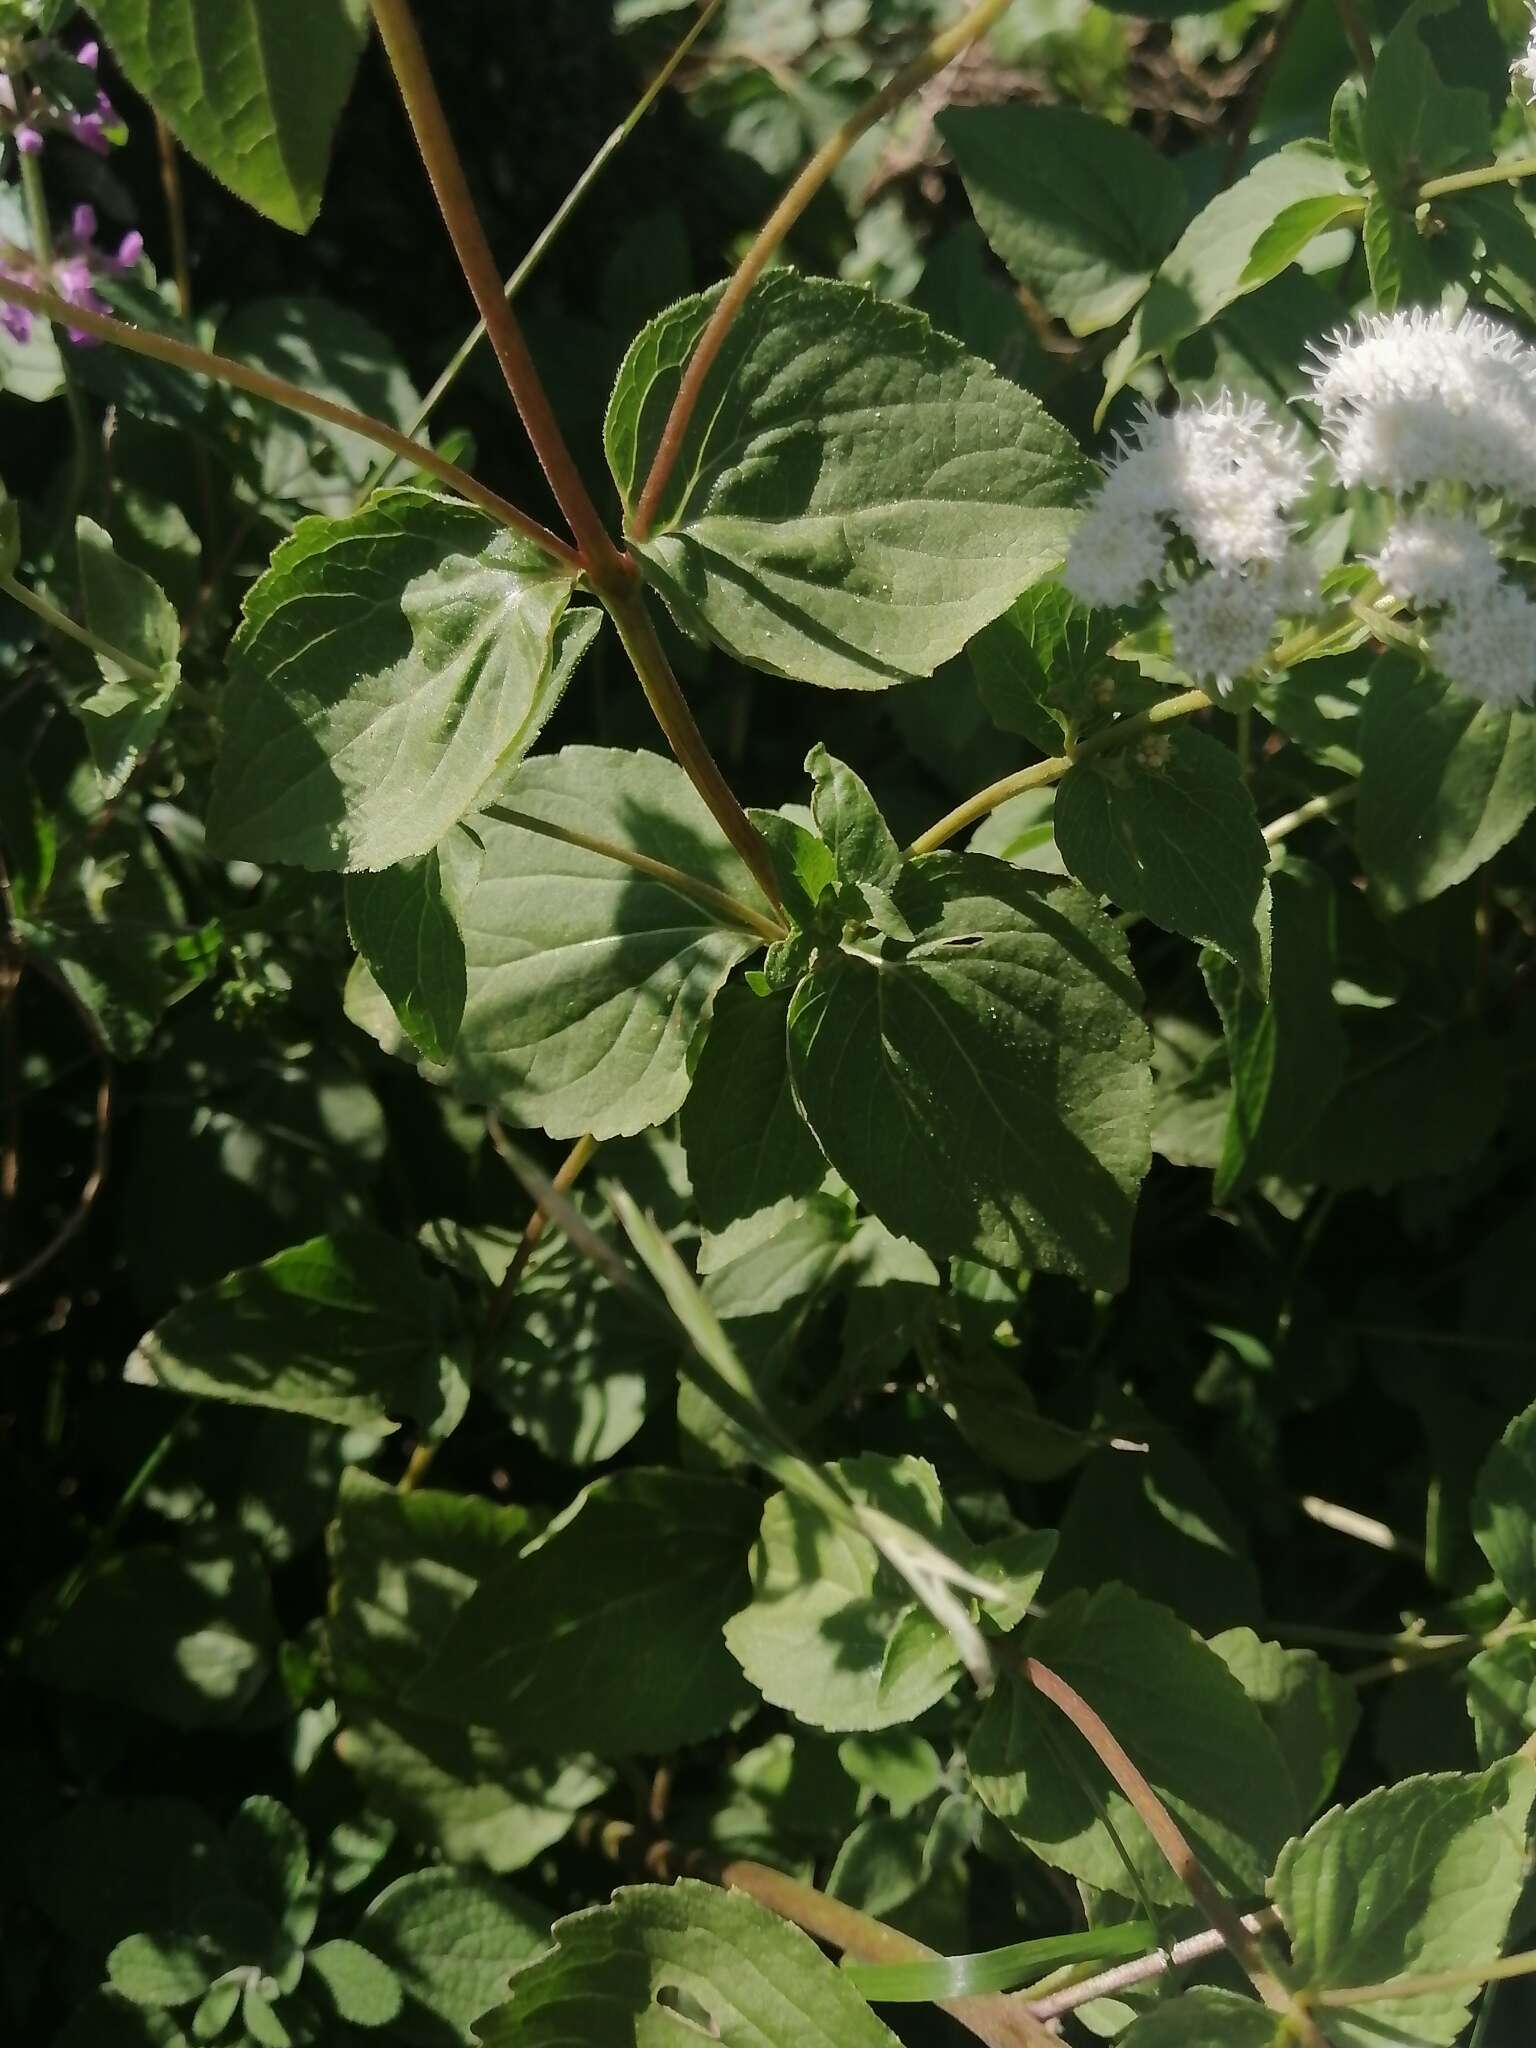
left=0, top=275, right=577, bottom=566
left=367, top=0, right=629, bottom=583
left=1263, top=783, right=1358, bottom=847
left=481, top=1129, right=599, bottom=1356
left=1334, top=0, right=1375, bottom=80
left=1026, top=1910, right=1283, bottom=2022
left=630, top=0, right=1019, bottom=540
left=1, top=571, right=166, bottom=689
left=154, top=115, right=194, bottom=320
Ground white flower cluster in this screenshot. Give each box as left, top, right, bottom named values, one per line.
left=1370, top=509, right=1536, bottom=708
left=1309, top=308, right=1536, bottom=503
left=1063, top=393, right=1317, bottom=693
left=1314, top=308, right=1536, bottom=708
left=1514, top=4, right=1536, bottom=93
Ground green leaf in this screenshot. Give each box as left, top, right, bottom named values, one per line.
left=1467, top=1636, right=1536, bottom=1765
left=837, top=1731, right=943, bottom=1818
left=328, top=1477, right=606, bottom=1877
left=807, top=744, right=900, bottom=887
left=1120, top=1990, right=1286, bottom=2046
left=1273, top=1763, right=1536, bottom=2046
left=227, top=1797, right=309, bottom=1919
left=723, top=1451, right=1055, bottom=1732
left=608, top=270, right=1091, bottom=690
left=1055, top=730, right=1269, bottom=985
left=788, top=855, right=1152, bottom=1291
left=107, top=1932, right=213, bottom=2010
left=681, top=982, right=826, bottom=1233
left=843, top=1919, right=1155, bottom=2002
left=1357, top=658, right=1536, bottom=911
left=216, top=297, right=421, bottom=515
left=1242, top=193, right=1367, bottom=287
left=1209, top=1629, right=1359, bottom=1818
left=209, top=489, right=580, bottom=872
left=74, top=515, right=181, bottom=798
left=358, top=1868, right=547, bottom=2045
left=28, top=1534, right=277, bottom=1730
left=1299, top=1016, right=1506, bottom=1190
left=1102, top=144, right=1354, bottom=415
left=969, top=581, right=1132, bottom=753
left=474, top=1879, right=902, bottom=2047
left=1203, top=861, right=1344, bottom=1203
left=435, top=745, right=765, bottom=1141
left=306, top=1940, right=402, bottom=2027
left=1361, top=1, right=1491, bottom=203
left=345, top=851, right=466, bottom=1063
left=126, top=1229, right=470, bottom=1439
left=86, top=0, right=368, bottom=232
left=408, top=1470, right=759, bottom=1754
left=937, top=104, right=1184, bottom=336
left=968, top=1584, right=1299, bottom=1905
left=1473, top=1402, right=1536, bottom=1618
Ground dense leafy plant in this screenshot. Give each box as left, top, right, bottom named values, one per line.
left=4, top=0, right=1536, bottom=2042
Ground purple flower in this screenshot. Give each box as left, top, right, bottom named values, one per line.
left=0, top=37, right=125, bottom=160
left=0, top=206, right=145, bottom=350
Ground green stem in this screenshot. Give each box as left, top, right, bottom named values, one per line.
left=1420, top=153, right=1536, bottom=201
left=0, top=571, right=164, bottom=688
left=630, top=0, right=1020, bottom=540
left=598, top=579, right=786, bottom=913
left=483, top=799, right=783, bottom=941
left=1318, top=1947, right=1536, bottom=2007
left=0, top=274, right=576, bottom=565
left=1263, top=782, right=1359, bottom=848
left=908, top=688, right=1212, bottom=857
left=361, top=0, right=724, bottom=502
left=18, top=148, right=91, bottom=533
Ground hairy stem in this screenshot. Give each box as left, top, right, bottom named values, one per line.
left=482, top=802, right=784, bottom=942
left=908, top=688, right=1212, bottom=856
left=0, top=571, right=165, bottom=689
left=0, top=274, right=577, bottom=565
left=1026, top=1910, right=1283, bottom=2022
left=365, top=0, right=724, bottom=500
left=601, top=580, right=785, bottom=912
left=368, top=0, right=628, bottom=581
left=1420, top=153, right=1536, bottom=201
left=630, top=0, right=1018, bottom=539
left=572, top=1813, right=1056, bottom=2048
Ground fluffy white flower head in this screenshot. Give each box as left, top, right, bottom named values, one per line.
left=1063, top=391, right=1312, bottom=608
left=1309, top=308, right=1536, bottom=502
left=1163, top=549, right=1317, bottom=695
left=1369, top=510, right=1504, bottom=611
left=1513, top=4, right=1536, bottom=92
left=1429, top=581, right=1536, bottom=708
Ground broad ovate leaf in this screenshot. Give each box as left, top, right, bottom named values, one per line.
left=87, top=0, right=368, bottom=232
left=210, top=489, right=582, bottom=872
left=607, top=270, right=1091, bottom=690
left=433, top=746, right=768, bottom=1142
left=788, top=854, right=1152, bottom=1291
left=474, top=1880, right=902, bottom=2047
left=1273, top=1763, right=1536, bottom=2047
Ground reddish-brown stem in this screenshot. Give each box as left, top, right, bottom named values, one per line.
left=1335, top=0, right=1375, bottom=79
left=367, top=0, right=631, bottom=585
left=630, top=0, right=1017, bottom=540
left=481, top=1129, right=599, bottom=1355
left=0, top=274, right=577, bottom=566
left=1018, top=1655, right=1325, bottom=2046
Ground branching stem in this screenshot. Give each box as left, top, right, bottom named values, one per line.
left=368, top=0, right=629, bottom=583
left=630, top=0, right=1018, bottom=539
left=0, top=274, right=577, bottom=565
